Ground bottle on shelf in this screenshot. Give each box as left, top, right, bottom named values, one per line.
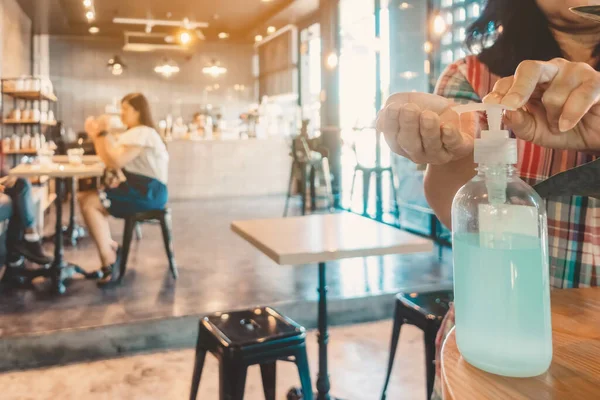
left=21, top=128, right=32, bottom=150
left=451, top=103, right=552, bottom=378
left=10, top=133, right=21, bottom=151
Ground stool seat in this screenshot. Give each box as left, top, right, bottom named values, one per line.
left=396, top=290, right=454, bottom=326
left=190, top=307, right=313, bottom=400
left=128, top=208, right=168, bottom=222
left=204, top=307, right=304, bottom=349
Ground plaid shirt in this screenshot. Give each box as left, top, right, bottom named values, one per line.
left=431, top=56, right=600, bottom=399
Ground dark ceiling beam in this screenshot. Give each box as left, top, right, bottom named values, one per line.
left=240, top=0, right=297, bottom=36
left=16, top=0, right=69, bottom=34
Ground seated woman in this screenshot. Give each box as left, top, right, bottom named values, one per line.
left=80, top=93, right=168, bottom=286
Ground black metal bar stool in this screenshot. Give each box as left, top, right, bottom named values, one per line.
left=283, top=135, right=333, bottom=217
left=118, top=208, right=177, bottom=283
left=189, top=307, right=313, bottom=400
left=381, top=290, right=453, bottom=400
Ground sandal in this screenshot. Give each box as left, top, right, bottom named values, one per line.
left=97, top=247, right=122, bottom=288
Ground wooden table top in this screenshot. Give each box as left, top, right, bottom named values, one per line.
left=231, top=213, right=433, bottom=265
left=9, top=162, right=104, bottom=178
left=441, top=288, right=600, bottom=400
left=52, top=155, right=101, bottom=164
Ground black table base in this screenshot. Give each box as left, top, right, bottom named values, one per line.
left=315, top=262, right=343, bottom=400
left=3, top=262, right=94, bottom=293
left=43, top=177, right=87, bottom=247
left=286, top=262, right=344, bottom=400
left=2, top=178, right=95, bottom=293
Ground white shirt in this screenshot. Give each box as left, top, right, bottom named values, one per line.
left=117, top=126, right=169, bottom=184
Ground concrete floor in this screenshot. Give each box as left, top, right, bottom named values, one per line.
left=0, top=320, right=427, bottom=400
left=0, top=196, right=451, bottom=338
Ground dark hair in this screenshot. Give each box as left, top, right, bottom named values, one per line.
left=121, top=93, right=155, bottom=129
left=465, top=0, right=600, bottom=77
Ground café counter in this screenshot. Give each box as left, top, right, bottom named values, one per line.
left=167, top=137, right=292, bottom=200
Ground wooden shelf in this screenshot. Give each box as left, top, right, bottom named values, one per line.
left=3, top=149, right=38, bottom=155
left=2, top=120, right=57, bottom=126
left=2, top=91, right=57, bottom=102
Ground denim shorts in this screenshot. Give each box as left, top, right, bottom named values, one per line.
left=103, top=170, right=168, bottom=218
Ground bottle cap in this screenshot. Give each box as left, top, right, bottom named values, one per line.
left=452, top=103, right=517, bottom=165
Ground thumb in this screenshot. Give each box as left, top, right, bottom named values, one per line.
left=504, top=109, right=536, bottom=142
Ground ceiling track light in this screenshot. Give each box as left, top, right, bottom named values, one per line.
left=107, top=55, right=126, bottom=76
left=154, top=59, right=180, bottom=78
left=83, top=0, right=96, bottom=22
left=202, top=59, right=227, bottom=77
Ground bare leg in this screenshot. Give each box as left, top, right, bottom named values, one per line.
left=79, top=192, right=117, bottom=267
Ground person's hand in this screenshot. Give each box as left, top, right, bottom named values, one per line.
left=376, top=92, right=477, bottom=164
left=84, top=115, right=110, bottom=138
left=484, top=58, right=600, bottom=150
left=85, top=116, right=100, bottom=138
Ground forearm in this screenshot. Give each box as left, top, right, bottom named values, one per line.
left=424, top=154, right=477, bottom=229
left=92, top=136, right=121, bottom=169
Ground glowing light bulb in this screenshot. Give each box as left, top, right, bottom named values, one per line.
left=326, top=52, right=338, bottom=69
left=179, top=31, right=192, bottom=45
left=424, top=41, right=432, bottom=53
left=433, top=15, right=447, bottom=36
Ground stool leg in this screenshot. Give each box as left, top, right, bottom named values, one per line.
left=381, top=303, right=404, bottom=400
left=189, top=342, right=207, bottom=400
left=321, top=158, right=333, bottom=212
left=260, top=362, right=276, bottom=400
left=134, top=223, right=143, bottom=240
left=159, top=212, right=178, bottom=279
left=424, top=325, right=438, bottom=400
left=350, top=168, right=357, bottom=206
left=118, top=217, right=135, bottom=282
left=283, top=162, right=296, bottom=217
left=363, top=170, right=372, bottom=215
left=294, top=345, right=313, bottom=399
left=309, top=165, right=316, bottom=212
left=220, top=361, right=247, bottom=400
left=300, top=164, right=307, bottom=216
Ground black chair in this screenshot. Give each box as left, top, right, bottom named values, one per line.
left=189, top=307, right=313, bottom=400
left=349, top=131, right=396, bottom=216
left=118, top=208, right=177, bottom=283
left=381, top=290, right=453, bottom=400
left=283, top=136, right=333, bottom=217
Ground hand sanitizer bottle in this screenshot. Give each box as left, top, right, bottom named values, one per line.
left=451, top=103, right=552, bottom=377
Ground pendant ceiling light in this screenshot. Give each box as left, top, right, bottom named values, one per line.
left=154, top=59, right=180, bottom=78
left=107, top=56, right=126, bottom=76
left=202, top=59, right=227, bottom=78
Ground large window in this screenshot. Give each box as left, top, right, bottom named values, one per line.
left=339, top=0, right=377, bottom=132
left=432, top=0, right=484, bottom=81
left=333, top=0, right=484, bottom=242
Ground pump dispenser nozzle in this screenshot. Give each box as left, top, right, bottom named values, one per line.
left=452, top=103, right=517, bottom=165
left=453, top=103, right=516, bottom=204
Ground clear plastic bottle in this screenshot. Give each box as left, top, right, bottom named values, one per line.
left=451, top=104, right=552, bottom=377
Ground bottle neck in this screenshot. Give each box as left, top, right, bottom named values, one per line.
left=476, top=164, right=516, bottom=177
